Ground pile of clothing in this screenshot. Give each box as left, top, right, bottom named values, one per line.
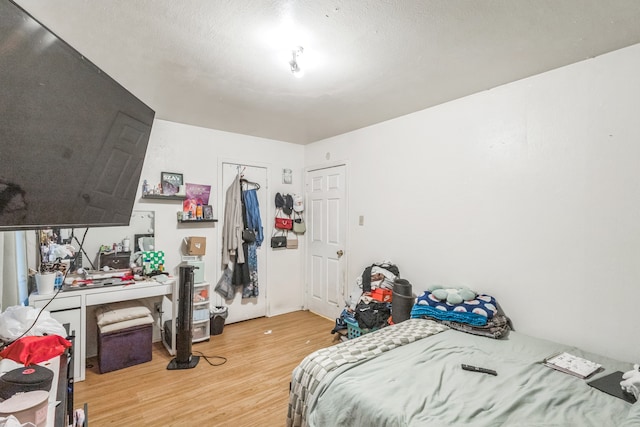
left=358, top=262, right=399, bottom=293
left=332, top=261, right=399, bottom=337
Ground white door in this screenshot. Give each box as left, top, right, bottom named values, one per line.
left=217, top=162, right=268, bottom=323
left=306, top=164, right=347, bottom=320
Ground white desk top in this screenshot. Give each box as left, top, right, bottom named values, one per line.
left=30, top=278, right=176, bottom=307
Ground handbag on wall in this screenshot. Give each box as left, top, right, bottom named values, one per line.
left=293, top=221, right=305, bottom=234
left=293, top=212, right=306, bottom=234
left=286, top=234, right=298, bottom=249
left=270, top=230, right=287, bottom=248
left=274, top=207, right=293, bottom=230
left=271, top=235, right=287, bottom=248
left=275, top=217, right=293, bottom=230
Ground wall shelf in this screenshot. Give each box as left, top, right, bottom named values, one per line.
left=142, top=194, right=184, bottom=201
left=178, top=219, right=218, bottom=223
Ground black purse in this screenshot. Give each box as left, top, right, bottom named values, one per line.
left=270, top=230, right=287, bottom=248
left=242, top=228, right=256, bottom=242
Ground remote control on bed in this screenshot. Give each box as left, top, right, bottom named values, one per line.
left=461, top=364, right=498, bottom=376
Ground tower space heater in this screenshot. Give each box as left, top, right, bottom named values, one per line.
left=167, top=265, right=200, bottom=370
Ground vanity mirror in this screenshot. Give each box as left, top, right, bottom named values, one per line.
left=38, top=210, right=155, bottom=272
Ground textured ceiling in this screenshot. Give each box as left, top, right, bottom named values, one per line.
left=13, top=0, right=640, bottom=144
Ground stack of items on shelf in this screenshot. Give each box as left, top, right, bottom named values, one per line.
left=181, top=183, right=213, bottom=221
left=410, top=285, right=512, bottom=339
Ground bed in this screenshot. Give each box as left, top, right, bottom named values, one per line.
left=287, top=318, right=640, bottom=426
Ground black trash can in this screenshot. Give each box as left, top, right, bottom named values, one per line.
left=210, top=306, right=228, bottom=335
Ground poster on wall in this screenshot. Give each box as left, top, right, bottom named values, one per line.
left=183, top=183, right=212, bottom=216
left=161, top=172, right=183, bottom=195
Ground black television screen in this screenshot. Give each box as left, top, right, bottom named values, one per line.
left=0, top=0, right=154, bottom=231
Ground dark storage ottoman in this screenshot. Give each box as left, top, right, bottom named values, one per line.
left=98, top=323, right=152, bottom=373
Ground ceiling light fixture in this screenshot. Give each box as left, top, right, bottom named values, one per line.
left=289, top=46, right=304, bottom=78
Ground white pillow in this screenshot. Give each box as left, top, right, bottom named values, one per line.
left=96, top=300, right=151, bottom=327
left=98, top=314, right=154, bottom=333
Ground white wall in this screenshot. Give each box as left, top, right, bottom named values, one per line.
left=134, top=120, right=305, bottom=318
left=305, top=43, right=640, bottom=363
left=11, top=40, right=639, bottom=363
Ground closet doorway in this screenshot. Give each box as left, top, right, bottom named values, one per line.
left=217, top=161, right=268, bottom=323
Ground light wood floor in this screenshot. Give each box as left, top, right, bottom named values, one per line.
left=74, top=310, right=335, bottom=426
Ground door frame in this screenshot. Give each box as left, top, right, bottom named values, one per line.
left=216, top=157, right=271, bottom=318
left=303, top=161, right=349, bottom=313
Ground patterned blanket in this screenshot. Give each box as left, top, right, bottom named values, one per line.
left=416, top=291, right=498, bottom=316
left=286, top=318, right=449, bottom=427
left=411, top=291, right=500, bottom=326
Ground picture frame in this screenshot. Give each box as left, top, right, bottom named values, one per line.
left=282, top=168, right=292, bottom=184
left=203, top=205, right=214, bottom=220
left=161, top=172, right=183, bottom=195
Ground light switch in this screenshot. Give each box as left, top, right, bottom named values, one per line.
left=359, top=215, right=364, bottom=226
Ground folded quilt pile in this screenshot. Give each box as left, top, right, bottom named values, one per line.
left=411, top=290, right=501, bottom=328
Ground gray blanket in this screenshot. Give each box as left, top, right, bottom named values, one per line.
left=306, top=328, right=640, bottom=426
left=286, top=319, right=449, bottom=427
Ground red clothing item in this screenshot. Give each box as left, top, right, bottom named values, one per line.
left=0, top=335, right=71, bottom=365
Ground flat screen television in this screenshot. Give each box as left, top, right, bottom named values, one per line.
left=0, top=0, right=154, bottom=231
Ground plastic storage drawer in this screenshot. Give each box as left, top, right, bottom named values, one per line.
left=192, top=320, right=210, bottom=343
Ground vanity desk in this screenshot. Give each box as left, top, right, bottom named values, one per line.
left=29, top=279, right=178, bottom=382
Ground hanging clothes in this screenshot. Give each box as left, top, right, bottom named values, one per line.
left=242, top=188, right=263, bottom=247
left=221, top=173, right=244, bottom=266
left=243, top=244, right=259, bottom=298
left=232, top=242, right=250, bottom=288
left=240, top=184, right=262, bottom=298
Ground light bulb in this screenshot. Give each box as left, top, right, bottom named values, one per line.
left=289, top=46, right=304, bottom=78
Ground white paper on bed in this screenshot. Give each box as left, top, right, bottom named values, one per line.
left=544, top=351, right=601, bottom=378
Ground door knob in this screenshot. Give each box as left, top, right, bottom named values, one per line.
left=337, top=250, right=344, bottom=257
